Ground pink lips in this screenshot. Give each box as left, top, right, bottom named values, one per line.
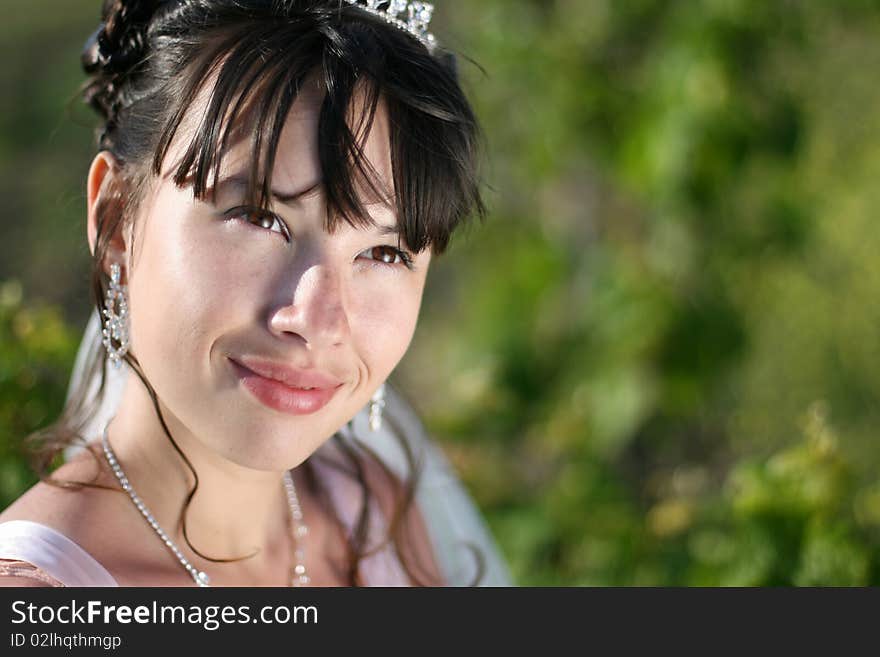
left=229, top=356, right=344, bottom=416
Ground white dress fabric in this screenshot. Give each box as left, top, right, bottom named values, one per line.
left=0, top=520, right=117, bottom=587
left=0, top=311, right=512, bottom=586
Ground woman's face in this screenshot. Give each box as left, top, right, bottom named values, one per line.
left=121, top=82, right=431, bottom=470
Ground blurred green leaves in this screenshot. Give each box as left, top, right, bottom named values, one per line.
left=0, top=280, right=78, bottom=509
left=399, top=0, right=880, bottom=584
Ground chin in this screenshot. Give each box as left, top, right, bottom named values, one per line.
left=209, top=421, right=328, bottom=472
left=219, top=443, right=310, bottom=472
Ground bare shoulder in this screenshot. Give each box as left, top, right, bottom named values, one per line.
left=0, top=446, right=129, bottom=558
left=0, top=447, right=150, bottom=584
left=0, top=457, right=105, bottom=588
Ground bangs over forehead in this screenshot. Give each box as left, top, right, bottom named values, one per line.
left=148, top=8, right=483, bottom=254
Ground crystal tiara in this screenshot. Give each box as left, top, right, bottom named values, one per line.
left=343, top=0, right=436, bottom=49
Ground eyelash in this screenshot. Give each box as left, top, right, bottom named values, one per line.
left=366, top=245, right=415, bottom=270
left=225, top=206, right=291, bottom=239
left=224, top=206, right=415, bottom=270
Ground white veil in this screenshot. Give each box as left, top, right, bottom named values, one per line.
left=68, top=309, right=513, bottom=586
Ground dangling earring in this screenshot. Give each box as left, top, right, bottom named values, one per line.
left=369, top=383, right=386, bottom=432
left=102, top=262, right=129, bottom=369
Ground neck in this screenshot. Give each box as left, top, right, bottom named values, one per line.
left=106, top=374, right=294, bottom=564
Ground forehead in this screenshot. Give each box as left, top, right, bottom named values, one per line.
left=165, top=70, right=395, bottom=205
left=275, top=82, right=394, bottom=203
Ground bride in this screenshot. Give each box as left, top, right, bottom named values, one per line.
left=0, top=0, right=510, bottom=587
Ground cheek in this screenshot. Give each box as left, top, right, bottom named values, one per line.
left=127, top=199, right=257, bottom=373
left=346, top=272, right=426, bottom=376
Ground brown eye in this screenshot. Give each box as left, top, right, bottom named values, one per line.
left=252, top=214, right=274, bottom=230
left=372, top=246, right=400, bottom=264
left=358, top=245, right=415, bottom=270
left=245, top=210, right=278, bottom=231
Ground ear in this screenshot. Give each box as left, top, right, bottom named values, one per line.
left=86, top=151, right=128, bottom=275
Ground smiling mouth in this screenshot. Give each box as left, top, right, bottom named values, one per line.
left=228, top=359, right=344, bottom=416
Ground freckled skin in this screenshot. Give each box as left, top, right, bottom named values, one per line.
left=126, top=84, right=431, bottom=471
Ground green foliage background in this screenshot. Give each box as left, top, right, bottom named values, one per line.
left=3, top=0, right=880, bottom=585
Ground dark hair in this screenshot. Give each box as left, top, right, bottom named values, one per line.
left=28, top=0, right=486, bottom=586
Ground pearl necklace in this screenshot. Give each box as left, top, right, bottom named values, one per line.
left=101, top=423, right=310, bottom=587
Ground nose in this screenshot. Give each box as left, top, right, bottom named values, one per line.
left=268, top=263, right=350, bottom=349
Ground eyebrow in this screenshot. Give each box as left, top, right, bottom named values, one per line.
left=213, top=175, right=324, bottom=203
left=376, top=224, right=402, bottom=236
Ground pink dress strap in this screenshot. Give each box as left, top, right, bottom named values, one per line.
left=0, top=520, right=118, bottom=587
left=311, top=459, right=412, bottom=586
